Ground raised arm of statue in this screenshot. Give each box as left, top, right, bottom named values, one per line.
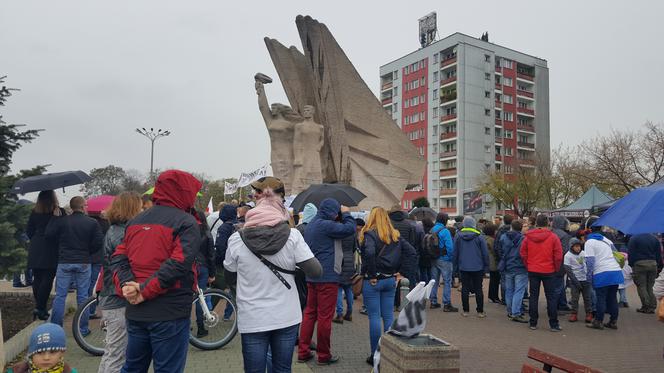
left=255, top=81, right=272, bottom=126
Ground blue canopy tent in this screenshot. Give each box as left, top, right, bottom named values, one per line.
left=544, top=185, right=612, bottom=220
left=594, top=179, right=664, bottom=235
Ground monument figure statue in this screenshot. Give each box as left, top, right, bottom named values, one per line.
left=255, top=76, right=301, bottom=194
left=292, top=105, right=324, bottom=193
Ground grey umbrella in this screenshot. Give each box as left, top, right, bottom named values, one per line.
left=290, top=183, right=366, bottom=212
left=408, top=207, right=437, bottom=221
left=10, top=170, right=91, bottom=194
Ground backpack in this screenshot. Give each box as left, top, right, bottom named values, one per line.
left=423, top=226, right=446, bottom=259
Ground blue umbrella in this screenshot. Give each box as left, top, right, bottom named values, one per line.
left=594, top=182, right=664, bottom=234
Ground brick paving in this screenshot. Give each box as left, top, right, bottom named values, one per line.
left=7, top=279, right=664, bottom=372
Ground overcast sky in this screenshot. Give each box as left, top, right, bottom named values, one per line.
left=2, top=0, right=663, bottom=181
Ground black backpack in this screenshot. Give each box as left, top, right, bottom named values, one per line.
left=423, top=226, right=446, bottom=259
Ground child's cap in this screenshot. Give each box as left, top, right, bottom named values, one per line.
left=28, top=323, right=66, bottom=357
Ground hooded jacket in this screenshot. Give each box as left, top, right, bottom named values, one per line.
left=361, top=230, right=418, bottom=280
left=519, top=228, right=563, bottom=274
left=195, top=210, right=215, bottom=273
left=215, top=204, right=238, bottom=266
left=432, top=221, right=454, bottom=261
left=303, top=198, right=356, bottom=283
left=389, top=210, right=417, bottom=248
left=499, top=231, right=526, bottom=273
left=296, top=203, right=317, bottom=236
left=111, top=170, right=202, bottom=322
left=452, top=228, right=490, bottom=272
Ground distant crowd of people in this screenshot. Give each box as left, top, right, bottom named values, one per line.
left=9, top=170, right=664, bottom=373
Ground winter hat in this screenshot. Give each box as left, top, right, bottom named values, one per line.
left=302, top=203, right=318, bottom=224
left=28, top=323, right=66, bottom=357
left=462, top=216, right=477, bottom=229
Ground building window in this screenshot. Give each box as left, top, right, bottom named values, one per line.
left=392, top=104, right=397, bottom=113
left=503, top=95, right=513, bottom=104
left=404, top=100, right=409, bottom=109
left=501, top=59, right=513, bottom=69
left=432, top=144, right=438, bottom=154
left=434, top=54, right=439, bottom=64
left=503, top=112, right=513, bottom=121
left=413, top=96, right=419, bottom=105
left=433, top=107, right=438, bottom=117
left=393, top=87, right=398, bottom=97
left=485, top=145, right=491, bottom=153
left=503, top=77, right=513, bottom=87
left=394, top=70, right=398, bottom=79
left=485, top=109, right=491, bottom=116
left=404, top=116, right=409, bottom=125
left=421, top=77, right=426, bottom=85
left=420, top=94, right=426, bottom=103
left=420, top=112, right=425, bottom=121
left=433, top=89, right=438, bottom=99
left=433, top=71, right=438, bottom=82
left=505, top=165, right=513, bottom=174
left=485, top=91, right=491, bottom=98
left=504, top=147, right=513, bottom=156
left=504, top=130, right=513, bottom=139
left=485, top=54, right=491, bottom=62
left=496, top=164, right=501, bottom=171
left=485, top=73, right=491, bottom=80
left=485, top=127, right=491, bottom=135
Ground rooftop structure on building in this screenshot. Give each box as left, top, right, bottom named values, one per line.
left=379, top=28, right=550, bottom=217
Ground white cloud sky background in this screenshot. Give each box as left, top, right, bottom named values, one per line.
left=2, top=0, right=663, bottom=181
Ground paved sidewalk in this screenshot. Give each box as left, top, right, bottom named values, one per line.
left=47, top=281, right=664, bottom=372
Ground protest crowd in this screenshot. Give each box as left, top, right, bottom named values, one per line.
left=7, top=170, right=664, bottom=373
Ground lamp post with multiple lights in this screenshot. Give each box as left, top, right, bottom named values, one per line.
left=135, top=127, right=171, bottom=177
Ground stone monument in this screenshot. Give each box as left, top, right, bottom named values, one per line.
left=260, top=15, right=426, bottom=208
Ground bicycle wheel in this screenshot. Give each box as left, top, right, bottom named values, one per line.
left=72, top=296, right=105, bottom=356
left=189, top=288, right=238, bottom=350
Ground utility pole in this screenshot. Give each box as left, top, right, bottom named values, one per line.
left=135, top=128, right=171, bottom=177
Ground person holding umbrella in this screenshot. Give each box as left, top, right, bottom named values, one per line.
left=298, top=198, right=356, bottom=366
left=26, top=191, right=65, bottom=320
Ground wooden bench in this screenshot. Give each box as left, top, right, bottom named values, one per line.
left=521, top=347, right=603, bottom=373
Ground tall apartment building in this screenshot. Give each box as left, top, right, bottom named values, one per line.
left=379, top=32, right=549, bottom=216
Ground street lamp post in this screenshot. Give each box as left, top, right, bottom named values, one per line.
left=135, top=127, right=171, bottom=177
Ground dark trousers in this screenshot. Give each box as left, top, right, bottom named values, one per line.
left=31, top=268, right=56, bottom=313
left=633, top=260, right=658, bottom=310
left=488, top=271, right=501, bottom=301
left=554, top=275, right=568, bottom=309
left=595, top=284, right=619, bottom=323
left=460, top=271, right=485, bottom=313
left=122, top=317, right=190, bottom=373
left=569, top=281, right=593, bottom=314
left=528, top=272, right=559, bottom=328
left=13, top=269, right=33, bottom=286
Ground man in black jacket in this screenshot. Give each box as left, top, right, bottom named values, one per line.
left=388, top=205, right=417, bottom=248
left=46, top=196, right=103, bottom=332
left=628, top=233, right=663, bottom=312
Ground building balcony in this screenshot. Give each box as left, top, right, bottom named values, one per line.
left=441, top=57, right=457, bottom=67
left=517, top=141, right=535, bottom=149
left=495, top=100, right=502, bottom=108
left=440, top=207, right=457, bottom=214
left=440, top=168, right=457, bottom=177
left=381, top=97, right=392, bottom=105
left=440, top=76, right=457, bottom=86
left=495, top=118, right=503, bottom=126
left=495, top=154, right=503, bottom=162
left=517, top=123, right=535, bottom=133
left=517, top=73, right=534, bottom=82
left=518, top=158, right=536, bottom=166
left=440, top=188, right=457, bottom=196
left=440, top=92, right=457, bottom=104
left=517, top=90, right=534, bottom=98
left=440, top=132, right=457, bottom=140
left=440, top=151, right=457, bottom=159
left=381, top=81, right=393, bottom=91
left=495, top=137, right=503, bottom=144
left=495, top=82, right=501, bottom=90
left=495, top=66, right=502, bottom=74
left=440, top=114, right=457, bottom=123
left=517, top=107, right=535, bottom=116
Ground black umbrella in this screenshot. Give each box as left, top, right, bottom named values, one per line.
left=10, top=170, right=91, bottom=194
left=290, top=183, right=366, bottom=212
left=408, top=207, right=437, bottom=221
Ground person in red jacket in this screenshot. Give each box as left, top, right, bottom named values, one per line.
left=520, top=214, right=563, bottom=332
left=111, top=170, right=202, bottom=373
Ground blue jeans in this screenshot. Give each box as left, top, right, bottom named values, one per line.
left=336, top=284, right=353, bottom=317
left=195, top=265, right=213, bottom=329
left=122, top=318, right=190, bottom=373
left=595, top=284, right=619, bottom=323
left=618, top=288, right=628, bottom=303
left=241, top=323, right=299, bottom=373
left=554, top=275, right=568, bottom=309
left=503, top=271, right=528, bottom=316
left=51, top=263, right=91, bottom=331
left=88, top=263, right=102, bottom=315
left=363, top=277, right=396, bottom=355
left=430, top=259, right=453, bottom=305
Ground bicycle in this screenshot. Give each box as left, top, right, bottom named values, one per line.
left=72, top=287, right=238, bottom=356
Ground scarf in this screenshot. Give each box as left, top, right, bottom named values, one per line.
left=244, top=195, right=289, bottom=228
left=29, top=359, right=65, bottom=373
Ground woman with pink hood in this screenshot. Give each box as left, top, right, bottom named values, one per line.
left=223, top=177, right=322, bottom=373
